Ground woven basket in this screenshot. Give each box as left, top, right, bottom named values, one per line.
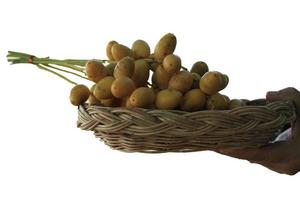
left=77, top=99, right=296, bottom=153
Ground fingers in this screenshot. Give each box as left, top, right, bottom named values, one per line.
left=215, top=142, right=285, bottom=163
left=266, top=87, right=300, bottom=110
left=266, top=87, right=299, bottom=101
left=215, top=145, right=299, bottom=175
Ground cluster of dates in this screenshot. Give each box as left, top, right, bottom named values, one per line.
left=70, top=33, right=246, bottom=111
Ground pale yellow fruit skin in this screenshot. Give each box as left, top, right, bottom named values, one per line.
left=191, top=61, right=209, bottom=76
left=111, top=44, right=133, bottom=61
left=113, top=57, right=135, bottom=78
left=155, top=89, right=182, bottom=110
left=153, top=65, right=172, bottom=90
left=93, top=76, right=115, bottom=100
left=168, top=71, right=193, bottom=94
left=206, top=93, right=228, bottom=110
left=111, top=77, right=136, bottom=98
left=228, top=99, right=246, bottom=109
left=85, top=60, right=107, bottom=83
left=154, top=33, right=177, bottom=61
left=131, top=40, right=151, bottom=59
left=106, top=41, right=118, bottom=60
left=69, top=84, right=90, bottom=106
left=180, top=89, right=206, bottom=111
left=131, top=59, right=150, bottom=87
left=162, top=54, right=181, bottom=74
left=105, top=63, right=116, bottom=76
left=88, top=84, right=101, bottom=105
left=199, top=71, right=224, bottom=95
left=129, top=87, right=155, bottom=108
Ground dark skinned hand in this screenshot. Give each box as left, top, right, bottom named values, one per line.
left=215, top=87, right=300, bottom=175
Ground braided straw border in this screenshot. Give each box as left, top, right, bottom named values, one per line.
left=77, top=99, right=296, bottom=153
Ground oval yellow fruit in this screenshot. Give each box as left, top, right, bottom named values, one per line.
left=206, top=93, right=228, bottom=110
left=130, top=87, right=155, bottom=108
left=180, top=89, right=206, bottom=111
left=113, top=56, right=135, bottom=78
left=168, top=71, right=193, bottom=94
left=199, top=71, right=224, bottom=95
left=131, top=40, right=151, bottom=59
left=69, top=84, right=90, bottom=106
left=131, top=59, right=150, bottom=87
left=155, top=89, right=182, bottom=110
left=111, top=77, right=136, bottom=98
left=106, top=40, right=118, bottom=60
left=191, top=61, right=209, bottom=76
left=93, top=76, right=115, bottom=100
left=154, top=33, right=177, bottom=61
left=111, top=44, right=133, bottom=61
left=85, top=60, right=107, bottom=83
left=163, top=54, right=181, bottom=74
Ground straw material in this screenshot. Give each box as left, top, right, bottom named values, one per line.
left=77, top=99, right=296, bottom=153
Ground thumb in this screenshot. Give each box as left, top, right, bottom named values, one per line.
left=267, top=87, right=300, bottom=117
left=266, top=87, right=300, bottom=112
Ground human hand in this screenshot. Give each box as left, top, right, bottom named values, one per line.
left=215, top=87, right=300, bottom=175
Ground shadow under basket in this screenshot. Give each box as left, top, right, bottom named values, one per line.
left=77, top=99, right=296, bottom=153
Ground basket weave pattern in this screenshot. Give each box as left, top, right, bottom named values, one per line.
left=77, top=100, right=296, bottom=153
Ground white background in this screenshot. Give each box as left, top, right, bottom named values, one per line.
left=0, top=0, right=300, bottom=199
